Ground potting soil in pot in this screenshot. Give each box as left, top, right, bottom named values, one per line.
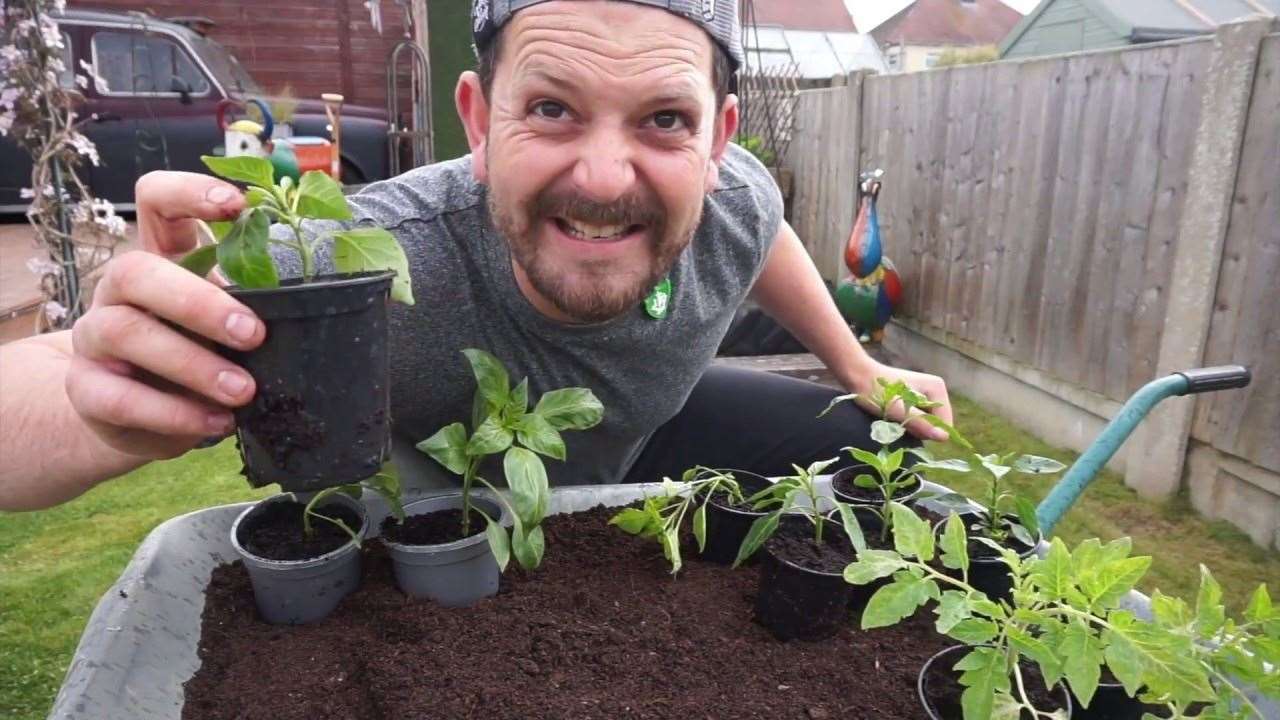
left=380, top=508, right=488, bottom=545
left=239, top=501, right=364, bottom=561
left=185, top=506, right=955, bottom=719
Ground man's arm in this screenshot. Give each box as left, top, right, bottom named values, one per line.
left=0, top=332, right=149, bottom=509
left=748, top=219, right=952, bottom=440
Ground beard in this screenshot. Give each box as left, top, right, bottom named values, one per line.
left=487, top=178, right=700, bottom=323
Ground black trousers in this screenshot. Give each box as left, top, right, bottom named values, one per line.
left=623, top=366, right=887, bottom=484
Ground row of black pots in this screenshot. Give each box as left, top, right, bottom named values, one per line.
left=230, top=491, right=508, bottom=625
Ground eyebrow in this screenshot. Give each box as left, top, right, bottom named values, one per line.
left=515, top=64, right=704, bottom=106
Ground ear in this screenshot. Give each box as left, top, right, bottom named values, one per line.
left=704, top=93, right=740, bottom=194
left=455, top=71, right=491, bottom=184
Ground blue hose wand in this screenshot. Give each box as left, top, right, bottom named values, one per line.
left=1035, top=366, right=1252, bottom=536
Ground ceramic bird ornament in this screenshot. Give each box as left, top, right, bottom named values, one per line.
left=835, top=169, right=902, bottom=343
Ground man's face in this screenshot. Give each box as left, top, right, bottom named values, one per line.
left=458, top=1, right=737, bottom=323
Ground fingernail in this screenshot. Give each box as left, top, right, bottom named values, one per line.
left=217, top=370, right=250, bottom=398
left=206, top=412, right=234, bottom=434
left=206, top=185, right=235, bottom=205
left=225, top=313, right=258, bottom=344
left=932, top=429, right=949, bottom=441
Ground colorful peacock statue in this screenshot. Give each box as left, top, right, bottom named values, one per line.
left=834, top=169, right=903, bottom=343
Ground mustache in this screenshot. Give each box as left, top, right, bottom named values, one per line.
left=529, top=189, right=665, bottom=228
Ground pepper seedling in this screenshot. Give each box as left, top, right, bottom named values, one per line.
left=819, top=377, right=972, bottom=545
left=301, top=472, right=405, bottom=545
left=843, top=507, right=1280, bottom=719
left=417, top=349, right=604, bottom=571
left=733, top=457, right=866, bottom=567
left=609, top=466, right=746, bottom=574
left=179, top=155, right=414, bottom=305
left=928, top=451, right=1066, bottom=548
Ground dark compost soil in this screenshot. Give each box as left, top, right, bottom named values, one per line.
left=186, top=506, right=955, bottom=720
left=380, top=508, right=488, bottom=546
left=239, top=501, right=363, bottom=561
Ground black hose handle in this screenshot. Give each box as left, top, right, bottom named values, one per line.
left=1176, top=366, right=1251, bottom=395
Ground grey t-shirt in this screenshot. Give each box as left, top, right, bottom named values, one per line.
left=284, top=143, right=782, bottom=489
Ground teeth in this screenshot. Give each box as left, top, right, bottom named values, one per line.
left=563, top=218, right=628, bottom=239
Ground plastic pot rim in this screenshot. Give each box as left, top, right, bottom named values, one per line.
left=381, top=493, right=510, bottom=557
left=230, top=492, right=369, bottom=570
left=917, top=643, right=1073, bottom=720
left=705, top=469, right=775, bottom=516
left=226, top=269, right=395, bottom=299
left=763, top=514, right=853, bottom=579
left=831, top=464, right=924, bottom=505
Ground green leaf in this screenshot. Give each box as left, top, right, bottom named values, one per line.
left=362, top=473, right=404, bottom=522
left=468, top=414, right=515, bottom=456
left=610, top=507, right=654, bottom=535
left=817, top=393, right=858, bottom=418
left=333, top=226, right=415, bottom=305
left=1081, top=556, right=1151, bottom=609
left=244, top=186, right=275, bottom=208
left=1107, top=614, right=1214, bottom=704
left=485, top=518, right=511, bottom=572
left=939, top=512, right=970, bottom=574
left=534, top=387, right=604, bottom=431
left=201, top=154, right=275, bottom=188
left=508, top=378, right=530, bottom=416
left=733, top=513, right=779, bottom=567
left=296, top=170, right=352, bottom=220
left=1030, top=537, right=1073, bottom=597
left=217, top=208, right=278, bottom=289
left=178, top=244, right=218, bottom=277
left=914, top=458, right=973, bottom=473
left=870, top=420, right=906, bottom=445
left=692, top=503, right=707, bottom=552
left=955, top=647, right=1008, bottom=720
left=514, top=412, right=565, bottom=461
left=1245, top=585, right=1273, bottom=624
left=1101, top=626, right=1146, bottom=697
left=835, top=502, right=866, bottom=554
left=853, top=473, right=879, bottom=489
left=861, top=572, right=939, bottom=629
left=843, top=549, right=908, bottom=585
left=1059, top=620, right=1103, bottom=708
left=1194, top=565, right=1226, bottom=637
left=847, top=446, right=883, bottom=471
left=504, top=447, right=548, bottom=529
left=948, top=618, right=999, bottom=645
left=890, top=502, right=934, bottom=562
left=979, top=455, right=1012, bottom=481
left=934, top=590, right=972, bottom=634
left=416, top=422, right=470, bottom=475
left=511, top=523, right=545, bottom=570
left=1011, top=454, right=1067, bottom=474
left=1013, top=496, right=1040, bottom=536
left=1009, top=626, right=1064, bottom=687
left=202, top=219, right=234, bottom=241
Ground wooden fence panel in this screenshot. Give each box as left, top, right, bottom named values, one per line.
left=1193, top=34, right=1280, bottom=474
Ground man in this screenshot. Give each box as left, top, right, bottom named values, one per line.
left=0, top=0, right=950, bottom=511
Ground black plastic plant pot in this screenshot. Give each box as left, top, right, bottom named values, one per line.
left=1071, top=677, right=1157, bottom=719
left=919, top=644, right=1073, bottom=720
left=830, top=464, right=923, bottom=508
left=754, top=515, right=855, bottom=641
left=230, top=492, right=369, bottom=625
left=381, top=494, right=508, bottom=607
left=223, top=271, right=394, bottom=492
left=701, top=470, right=774, bottom=565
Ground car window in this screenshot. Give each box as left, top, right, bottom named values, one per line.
left=91, top=31, right=210, bottom=96
left=58, top=32, right=75, bottom=88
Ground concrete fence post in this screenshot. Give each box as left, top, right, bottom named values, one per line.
left=1123, top=17, right=1273, bottom=499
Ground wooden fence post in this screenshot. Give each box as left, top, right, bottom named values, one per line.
left=1124, top=17, right=1273, bottom=498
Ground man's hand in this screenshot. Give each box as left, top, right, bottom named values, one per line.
left=65, top=171, right=263, bottom=459
left=850, top=360, right=953, bottom=442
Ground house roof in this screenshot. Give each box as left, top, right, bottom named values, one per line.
left=745, top=27, right=889, bottom=78
left=746, top=0, right=858, bottom=32
left=1001, top=0, right=1279, bottom=51
left=871, top=0, right=1024, bottom=46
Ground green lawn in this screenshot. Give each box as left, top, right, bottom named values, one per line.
left=1, top=396, right=1278, bottom=719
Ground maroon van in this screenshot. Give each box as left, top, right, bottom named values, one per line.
left=0, top=8, right=391, bottom=212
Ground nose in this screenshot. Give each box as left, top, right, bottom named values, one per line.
left=571, top=127, right=636, bottom=204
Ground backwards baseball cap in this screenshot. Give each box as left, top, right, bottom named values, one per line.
left=472, top=0, right=743, bottom=72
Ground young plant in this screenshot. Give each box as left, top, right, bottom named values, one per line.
left=416, top=349, right=603, bottom=571
left=732, top=458, right=867, bottom=567
left=930, top=452, right=1067, bottom=548
left=609, top=467, right=746, bottom=574
left=843, top=508, right=1280, bottom=719
left=179, top=155, right=414, bottom=305
left=819, top=377, right=971, bottom=545
left=300, top=472, right=404, bottom=546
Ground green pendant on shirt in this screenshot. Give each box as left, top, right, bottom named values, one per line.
left=644, top=277, right=672, bottom=319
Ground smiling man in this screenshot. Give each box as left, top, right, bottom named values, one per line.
left=0, top=0, right=951, bottom=509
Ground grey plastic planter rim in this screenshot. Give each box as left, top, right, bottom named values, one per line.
left=381, top=494, right=510, bottom=566
left=227, top=269, right=395, bottom=297
left=230, top=492, right=370, bottom=571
